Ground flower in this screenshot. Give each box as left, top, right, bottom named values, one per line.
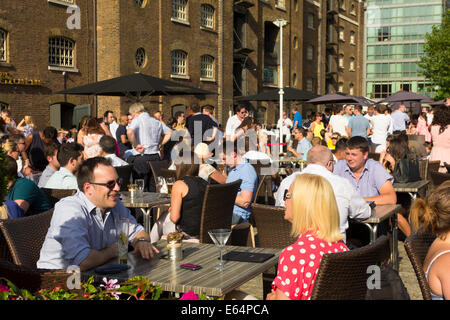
left=100, top=278, right=121, bottom=300
left=0, top=284, right=9, bottom=293
left=179, top=290, right=198, bottom=300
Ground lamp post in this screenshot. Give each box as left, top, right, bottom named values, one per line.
left=273, top=19, right=288, bottom=155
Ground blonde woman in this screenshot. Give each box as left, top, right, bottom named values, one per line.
left=267, top=174, right=349, bottom=300
left=17, top=115, right=35, bottom=138
left=409, top=181, right=450, bottom=300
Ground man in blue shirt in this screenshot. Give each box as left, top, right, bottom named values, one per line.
left=291, top=106, right=303, bottom=130
left=287, top=127, right=312, bottom=160
left=223, top=140, right=258, bottom=225
left=391, top=104, right=410, bottom=134
left=38, top=157, right=157, bottom=270
left=348, top=106, right=371, bottom=139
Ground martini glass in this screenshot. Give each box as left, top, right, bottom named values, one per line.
left=208, top=229, right=232, bottom=270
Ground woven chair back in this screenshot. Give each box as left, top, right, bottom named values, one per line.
left=40, top=188, right=77, bottom=207
left=199, top=180, right=241, bottom=244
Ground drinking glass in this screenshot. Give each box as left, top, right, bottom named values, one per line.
left=156, top=177, right=165, bottom=193
left=166, top=177, right=175, bottom=194
left=135, top=179, right=145, bottom=198
left=127, top=183, right=137, bottom=199
left=116, top=218, right=129, bottom=265
left=208, top=229, right=232, bottom=270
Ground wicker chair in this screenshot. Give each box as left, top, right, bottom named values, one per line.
left=403, top=232, right=436, bottom=300
left=198, top=180, right=241, bottom=244
left=229, top=222, right=253, bottom=247
left=253, top=175, right=275, bottom=205
left=160, top=168, right=177, bottom=180
left=418, top=159, right=429, bottom=180
left=0, top=259, right=72, bottom=295
left=149, top=160, right=170, bottom=186
left=115, top=165, right=133, bottom=191
left=0, top=209, right=54, bottom=268
left=427, top=160, right=441, bottom=176
left=429, top=171, right=450, bottom=188
left=40, top=188, right=77, bottom=207
left=310, top=235, right=390, bottom=300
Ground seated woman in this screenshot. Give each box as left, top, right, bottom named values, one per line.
left=83, top=117, right=105, bottom=159
left=232, top=117, right=254, bottom=142
left=150, top=154, right=209, bottom=242
left=409, top=181, right=450, bottom=300
left=267, top=173, right=348, bottom=300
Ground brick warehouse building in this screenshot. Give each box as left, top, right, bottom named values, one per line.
left=0, top=0, right=365, bottom=130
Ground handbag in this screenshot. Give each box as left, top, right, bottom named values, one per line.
left=393, top=157, right=421, bottom=183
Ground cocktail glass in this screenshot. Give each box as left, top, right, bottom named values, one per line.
left=208, top=229, right=232, bottom=270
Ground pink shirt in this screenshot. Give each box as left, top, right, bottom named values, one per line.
left=272, top=231, right=348, bottom=300
left=416, top=117, right=431, bottom=142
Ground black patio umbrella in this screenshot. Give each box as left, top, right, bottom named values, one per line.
left=306, top=92, right=360, bottom=105
left=236, top=87, right=318, bottom=102
left=378, top=90, right=433, bottom=104
left=56, top=72, right=216, bottom=100
left=429, top=99, right=446, bottom=106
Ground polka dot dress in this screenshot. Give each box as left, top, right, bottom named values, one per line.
left=272, top=231, right=349, bottom=300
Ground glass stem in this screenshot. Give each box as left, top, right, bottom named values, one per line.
left=219, top=247, right=223, bottom=266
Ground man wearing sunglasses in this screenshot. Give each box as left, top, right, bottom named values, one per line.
left=225, top=105, right=248, bottom=140
left=275, top=145, right=371, bottom=242
left=38, top=157, right=157, bottom=271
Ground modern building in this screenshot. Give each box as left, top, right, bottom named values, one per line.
left=363, top=0, right=445, bottom=99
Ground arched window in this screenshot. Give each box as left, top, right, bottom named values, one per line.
left=0, top=29, right=7, bottom=62
left=171, top=50, right=187, bottom=76
left=200, top=55, right=214, bottom=80
left=49, top=37, right=75, bottom=67
left=135, top=47, right=147, bottom=68
left=172, top=0, right=188, bottom=22
left=200, top=4, right=214, bottom=29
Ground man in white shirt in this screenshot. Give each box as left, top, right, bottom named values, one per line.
left=38, top=142, right=60, bottom=188
left=275, top=145, right=371, bottom=242
left=225, top=105, right=248, bottom=140
left=371, top=104, right=393, bottom=148
left=104, top=110, right=119, bottom=140
left=99, top=135, right=128, bottom=167
left=45, top=143, right=84, bottom=190
left=328, top=106, right=349, bottom=137
left=277, top=111, right=293, bottom=148
left=364, top=106, right=375, bottom=143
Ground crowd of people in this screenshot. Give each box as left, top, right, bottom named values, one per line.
left=0, top=98, right=448, bottom=300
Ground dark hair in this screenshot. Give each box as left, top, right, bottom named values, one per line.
left=202, top=105, right=214, bottom=113
left=103, top=110, right=114, bottom=119
left=377, top=104, right=387, bottom=114
left=99, top=135, right=116, bottom=154
left=57, top=142, right=84, bottom=167
left=346, top=136, right=369, bottom=154
left=387, top=136, right=408, bottom=160
left=174, top=111, right=184, bottom=119
left=237, top=117, right=254, bottom=130
left=334, top=137, right=348, bottom=152
left=354, top=105, right=362, bottom=112
left=235, top=105, right=248, bottom=113
left=4, top=155, right=18, bottom=181
left=77, top=157, right=113, bottom=191
left=44, top=142, right=60, bottom=158
left=43, top=126, right=58, bottom=141
left=190, top=104, right=201, bottom=113
left=86, top=118, right=105, bottom=135
left=431, top=105, right=450, bottom=134
left=294, top=127, right=307, bottom=137
left=175, top=152, right=200, bottom=179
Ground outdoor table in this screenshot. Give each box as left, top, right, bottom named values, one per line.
left=361, top=204, right=402, bottom=271
left=394, top=179, right=430, bottom=201
left=120, top=191, right=171, bottom=233
left=82, top=241, right=281, bottom=298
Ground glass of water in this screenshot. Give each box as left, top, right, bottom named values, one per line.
left=135, top=179, right=145, bottom=198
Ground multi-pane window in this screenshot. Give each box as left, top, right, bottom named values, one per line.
left=306, top=79, right=313, bottom=92
left=367, top=4, right=442, bottom=24
left=200, top=55, right=214, bottom=79
left=339, top=0, right=346, bottom=10
left=350, top=3, right=356, bottom=15
left=172, top=0, right=187, bottom=21
left=201, top=4, right=214, bottom=29
left=350, top=31, right=356, bottom=44
left=366, top=62, right=421, bottom=78
left=135, top=48, right=147, bottom=68
left=307, top=13, right=314, bottom=30
left=367, top=43, right=425, bottom=60
left=0, top=29, right=6, bottom=62
left=349, top=83, right=354, bottom=95
left=372, top=83, right=392, bottom=99
left=276, top=0, right=285, bottom=8
left=306, top=45, right=314, bottom=61
left=367, top=24, right=434, bottom=43
left=171, top=50, right=187, bottom=76
left=339, top=27, right=345, bottom=41
left=338, top=82, right=344, bottom=93
left=49, top=37, right=75, bottom=68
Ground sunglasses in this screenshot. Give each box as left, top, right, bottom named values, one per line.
left=89, top=178, right=123, bottom=190
left=283, top=189, right=292, bottom=201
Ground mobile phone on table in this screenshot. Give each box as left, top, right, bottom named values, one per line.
left=181, top=264, right=202, bottom=271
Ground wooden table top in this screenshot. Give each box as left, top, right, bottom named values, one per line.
left=120, top=192, right=171, bottom=208
left=393, top=180, right=430, bottom=192
left=83, top=241, right=281, bottom=297
left=362, top=204, right=402, bottom=224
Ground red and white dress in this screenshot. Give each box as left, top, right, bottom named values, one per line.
left=272, top=231, right=349, bottom=300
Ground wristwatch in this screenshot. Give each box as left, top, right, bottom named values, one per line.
left=135, top=237, right=151, bottom=244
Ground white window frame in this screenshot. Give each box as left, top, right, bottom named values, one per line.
left=349, top=57, right=355, bottom=71
left=307, top=13, right=314, bottom=30
left=338, top=82, right=344, bottom=93
left=172, top=0, right=188, bottom=22
left=339, top=54, right=344, bottom=69
left=201, top=4, right=214, bottom=29
left=350, top=31, right=356, bottom=45
left=171, top=50, right=188, bottom=78
left=200, top=55, right=214, bottom=80
left=339, top=27, right=345, bottom=41
left=275, top=0, right=285, bottom=9
left=49, top=36, right=75, bottom=69
left=0, top=29, right=6, bottom=62
left=306, top=78, right=313, bottom=92
left=306, top=45, right=314, bottom=61
left=349, top=83, right=354, bottom=95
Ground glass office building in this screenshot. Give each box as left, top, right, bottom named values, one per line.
left=363, top=0, right=444, bottom=99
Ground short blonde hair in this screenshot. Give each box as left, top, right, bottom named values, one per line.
left=290, top=173, right=343, bottom=242
left=24, top=115, right=35, bottom=126
left=129, top=102, right=145, bottom=114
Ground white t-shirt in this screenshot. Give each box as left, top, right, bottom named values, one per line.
left=371, top=114, right=393, bottom=145
left=329, top=114, right=349, bottom=137
left=225, top=115, right=242, bottom=139
left=277, top=118, right=293, bottom=136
